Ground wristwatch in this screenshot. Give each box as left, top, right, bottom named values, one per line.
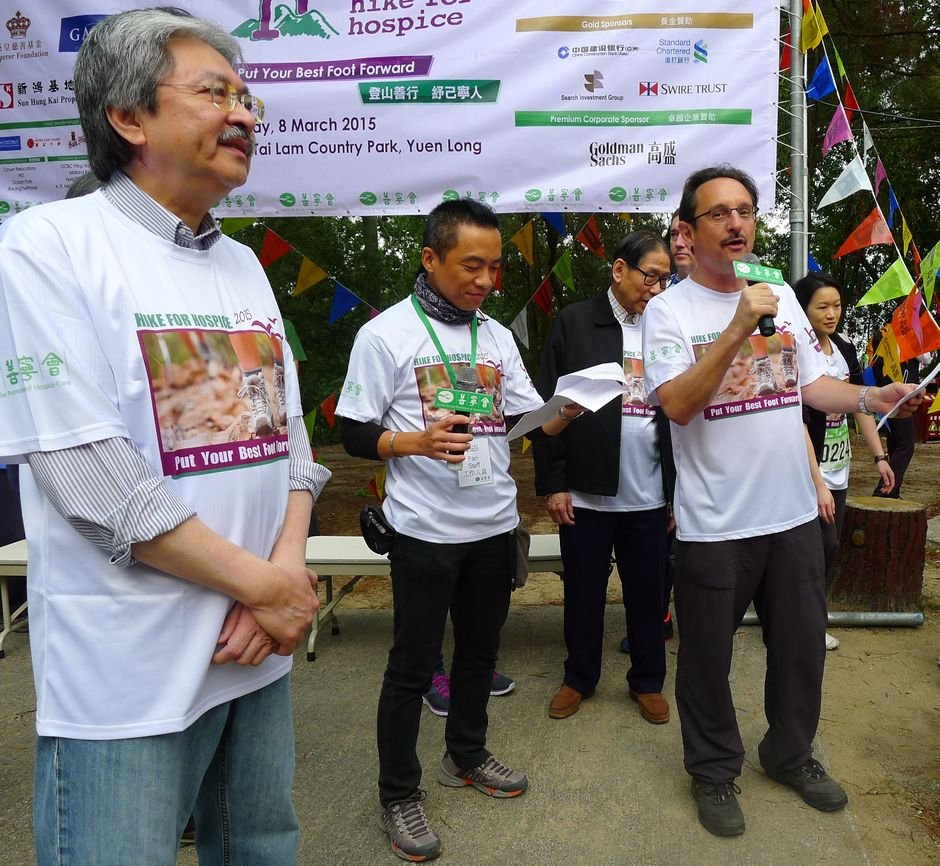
left=874, top=454, right=889, bottom=464
left=557, top=405, right=584, bottom=422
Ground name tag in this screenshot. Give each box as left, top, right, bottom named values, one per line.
left=457, top=438, right=495, bottom=488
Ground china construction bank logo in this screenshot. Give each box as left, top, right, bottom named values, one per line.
left=231, top=1, right=339, bottom=41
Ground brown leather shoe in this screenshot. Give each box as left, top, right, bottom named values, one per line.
left=629, top=690, right=670, bottom=724
left=549, top=683, right=586, bottom=719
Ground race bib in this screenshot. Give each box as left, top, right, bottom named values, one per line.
left=820, top=419, right=851, bottom=472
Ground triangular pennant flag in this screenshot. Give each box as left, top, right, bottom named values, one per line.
left=874, top=159, right=887, bottom=196
left=319, top=393, right=338, bottom=428
left=920, top=240, right=940, bottom=308
left=221, top=217, right=255, bottom=236
left=822, top=105, right=852, bottom=156
left=835, top=208, right=893, bottom=258
left=259, top=229, right=293, bottom=267
left=576, top=215, right=606, bottom=259
left=806, top=56, right=835, bottom=100
left=779, top=30, right=791, bottom=71
left=294, top=257, right=328, bottom=296
left=368, top=465, right=387, bottom=500
left=856, top=258, right=914, bottom=305
left=369, top=306, right=381, bottom=319
left=815, top=4, right=830, bottom=38
left=521, top=436, right=532, bottom=455
left=892, top=290, right=940, bottom=360
left=833, top=46, right=846, bottom=80
left=808, top=252, right=822, bottom=272
left=887, top=187, right=899, bottom=227
left=510, top=221, right=536, bottom=265
left=929, top=391, right=940, bottom=414
left=327, top=282, right=361, bottom=324
left=862, top=122, right=873, bottom=161
left=552, top=251, right=575, bottom=290
left=509, top=308, right=529, bottom=348
left=801, top=1, right=824, bottom=52
left=843, top=82, right=860, bottom=123
left=533, top=275, right=553, bottom=316
left=911, top=242, right=922, bottom=273
left=875, top=325, right=903, bottom=383
left=303, top=407, right=318, bottom=442
left=618, top=213, right=633, bottom=223
left=901, top=218, right=912, bottom=256
left=817, top=154, right=871, bottom=208
left=540, top=212, right=566, bottom=236
left=494, top=266, right=503, bottom=291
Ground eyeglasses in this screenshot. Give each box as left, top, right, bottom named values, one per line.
left=158, top=81, right=265, bottom=121
left=692, top=205, right=759, bottom=224
left=633, top=266, right=675, bottom=290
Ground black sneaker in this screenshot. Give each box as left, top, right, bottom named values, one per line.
left=764, top=758, right=848, bottom=812
left=379, top=790, right=441, bottom=862
left=691, top=778, right=745, bottom=836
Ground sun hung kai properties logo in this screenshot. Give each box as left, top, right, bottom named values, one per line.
left=231, top=1, right=339, bottom=41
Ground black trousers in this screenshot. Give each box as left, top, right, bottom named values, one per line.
left=873, top=416, right=915, bottom=498
left=819, top=487, right=848, bottom=591
left=559, top=506, right=667, bottom=695
left=377, top=530, right=514, bottom=805
left=674, top=520, right=827, bottom=784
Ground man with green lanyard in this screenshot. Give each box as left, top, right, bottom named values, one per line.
left=337, top=198, right=581, bottom=862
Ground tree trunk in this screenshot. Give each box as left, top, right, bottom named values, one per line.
left=832, top=496, right=926, bottom=610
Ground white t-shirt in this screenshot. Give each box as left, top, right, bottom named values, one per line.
left=819, top=347, right=851, bottom=491
left=570, top=319, right=664, bottom=512
left=642, top=277, right=826, bottom=541
left=0, top=193, right=301, bottom=739
left=336, top=295, right=543, bottom=543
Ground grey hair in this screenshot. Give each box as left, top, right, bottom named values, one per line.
left=74, top=7, right=242, bottom=181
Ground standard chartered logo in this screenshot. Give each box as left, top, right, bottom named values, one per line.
left=694, top=40, right=708, bottom=63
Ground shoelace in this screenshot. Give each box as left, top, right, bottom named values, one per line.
left=389, top=791, right=431, bottom=837
left=801, top=759, right=826, bottom=780
left=237, top=374, right=269, bottom=415
left=705, top=781, right=741, bottom=803
left=469, top=755, right=515, bottom=783
left=430, top=674, right=451, bottom=699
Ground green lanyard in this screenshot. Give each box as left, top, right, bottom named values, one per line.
left=411, top=293, right=477, bottom=387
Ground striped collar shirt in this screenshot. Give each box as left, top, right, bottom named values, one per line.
left=101, top=170, right=222, bottom=251
left=607, top=287, right=641, bottom=326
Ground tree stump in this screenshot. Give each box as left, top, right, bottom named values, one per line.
left=832, top=496, right=926, bottom=610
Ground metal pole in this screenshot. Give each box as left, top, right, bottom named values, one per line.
left=741, top=611, right=924, bottom=628
left=788, top=0, right=807, bottom=281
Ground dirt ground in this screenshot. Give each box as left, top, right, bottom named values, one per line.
left=312, top=433, right=940, bottom=863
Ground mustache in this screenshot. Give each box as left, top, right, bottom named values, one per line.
left=218, top=125, right=255, bottom=154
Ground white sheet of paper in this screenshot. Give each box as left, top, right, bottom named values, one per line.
left=876, top=363, right=940, bottom=430
left=507, top=362, right=628, bottom=442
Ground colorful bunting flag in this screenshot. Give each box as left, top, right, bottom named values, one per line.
left=919, top=240, right=940, bottom=308
left=862, top=122, right=873, bottom=161
left=328, top=281, right=360, bottom=324
left=294, top=257, right=328, bottom=295
left=779, top=30, right=791, bottom=71
left=552, top=251, right=575, bottom=290
left=533, top=275, right=553, bottom=316
left=319, top=393, right=338, bottom=428
left=887, top=187, right=899, bottom=227
left=856, top=258, right=914, bottom=305
left=221, top=217, right=255, bottom=236
left=540, top=212, right=566, bottom=236
left=368, top=465, right=387, bottom=500
left=843, top=82, right=860, bottom=123
left=892, top=289, right=940, bottom=360
left=521, top=436, right=532, bottom=455
left=509, top=307, right=529, bottom=348
left=510, top=221, right=535, bottom=265
left=808, top=253, right=822, bottom=272
left=834, top=208, right=893, bottom=258
left=494, top=266, right=503, bottom=291
left=801, top=1, right=825, bottom=52
left=817, top=154, right=870, bottom=209
left=874, top=159, right=886, bottom=196
left=576, top=215, right=606, bottom=259
left=833, top=46, right=846, bottom=80
left=901, top=218, right=912, bottom=256
left=874, top=325, right=903, bottom=383
left=303, top=407, right=318, bottom=441
left=822, top=105, right=852, bottom=156
left=259, top=229, right=293, bottom=267
left=929, top=391, right=940, bottom=414
left=806, top=56, right=835, bottom=100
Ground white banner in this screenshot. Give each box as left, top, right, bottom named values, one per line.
left=0, top=1, right=780, bottom=218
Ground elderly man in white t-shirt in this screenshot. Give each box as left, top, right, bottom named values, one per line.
left=642, top=164, right=921, bottom=838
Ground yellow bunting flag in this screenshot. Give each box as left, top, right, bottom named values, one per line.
left=902, top=218, right=912, bottom=256
left=521, top=436, right=531, bottom=455
left=294, top=257, right=328, bottom=295
left=511, top=221, right=535, bottom=265
left=874, top=325, right=903, bottom=383
left=929, top=391, right=940, bottom=414
left=801, top=1, right=824, bottom=52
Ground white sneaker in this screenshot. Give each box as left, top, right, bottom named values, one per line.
left=825, top=632, right=840, bottom=651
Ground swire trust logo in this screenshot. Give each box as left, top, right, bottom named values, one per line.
left=232, top=1, right=338, bottom=41
left=639, top=81, right=658, bottom=96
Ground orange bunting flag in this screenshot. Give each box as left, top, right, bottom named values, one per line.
left=874, top=325, right=903, bottom=383
left=892, top=289, right=940, bottom=361
left=294, top=257, right=328, bottom=295
left=259, top=229, right=293, bottom=267
left=834, top=208, right=893, bottom=258
left=533, top=275, right=553, bottom=316
left=510, top=221, right=535, bottom=265
left=319, top=393, right=338, bottom=428
left=576, top=215, right=606, bottom=260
